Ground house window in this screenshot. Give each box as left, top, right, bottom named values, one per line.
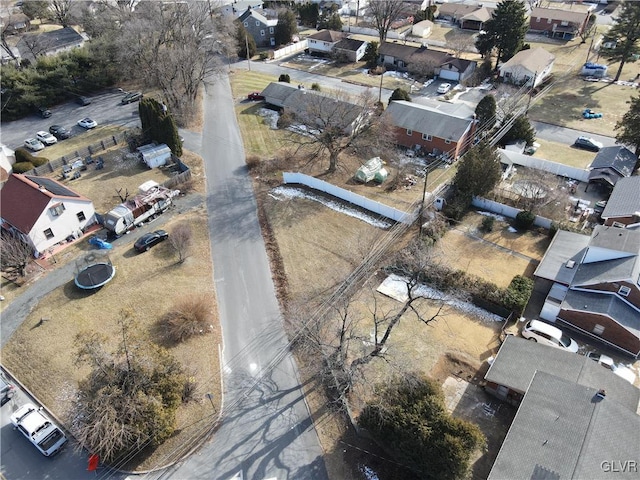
left=256, top=21, right=260, bottom=26
left=560, top=20, right=568, bottom=26
left=536, top=17, right=540, bottom=22
left=547, top=18, right=551, bottom=24
left=592, top=324, right=605, bottom=335
left=618, top=286, right=631, bottom=297
left=77, top=211, right=86, bottom=222
left=44, top=228, right=54, bottom=240
left=269, top=27, right=274, bottom=34
left=422, top=134, right=432, bottom=141
left=445, top=139, right=451, bottom=144
left=407, top=129, right=413, bottom=136
left=49, top=203, right=65, bottom=216
left=261, top=29, right=265, bottom=36
left=243, top=21, right=248, bottom=27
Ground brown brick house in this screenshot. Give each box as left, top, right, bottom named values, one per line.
left=529, top=7, right=590, bottom=40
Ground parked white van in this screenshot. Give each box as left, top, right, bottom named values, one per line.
left=521, top=320, right=579, bottom=353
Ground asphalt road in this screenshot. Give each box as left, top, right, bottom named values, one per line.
left=531, top=120, right=617, bottom=147
left=151, top=73, right=327, bottom=480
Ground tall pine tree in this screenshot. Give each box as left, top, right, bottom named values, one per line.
left=139, top=98, right=183, bottom=157
left=601, top=1, right=640, bottom=82
left=475, top=0, right=528, bottom=69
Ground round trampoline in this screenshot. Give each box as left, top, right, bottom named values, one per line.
left=74, top=253, right=116, bottom=290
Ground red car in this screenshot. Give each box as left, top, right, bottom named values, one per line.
left=247, top=92, right=265, bottom=101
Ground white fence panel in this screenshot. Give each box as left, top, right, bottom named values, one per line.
left=500, top=149, right=590, bottom=182
left=472, top=197, right=553, bottom=229
left=283, top=172, right=417, bottom=224
left=271, top=40, right=308, bottom=60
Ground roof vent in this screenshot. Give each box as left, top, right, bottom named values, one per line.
left=565, top=260, right=575, bottom=268
left=39, top=185, right=47, bottom=191
left=596, top=389, right=606, bottom=399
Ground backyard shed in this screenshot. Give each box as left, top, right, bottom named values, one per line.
left=137, top=144, right=172, bottom=169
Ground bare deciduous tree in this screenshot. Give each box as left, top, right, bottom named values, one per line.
left=447, top=32, right=474, bottom=58
left=280, top=89, right=386, bottom=173
left=367, top=0, right=410, bottom=45
left=170, top=222, right=193, bottom=264
left=51, top=0, right=73, bottom=27
left=0, top=232, right=33, bottom=279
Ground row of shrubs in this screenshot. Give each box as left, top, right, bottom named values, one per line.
left=13, top=148, right=50, bottom=174
left=387, top=263, right=533, bottom=318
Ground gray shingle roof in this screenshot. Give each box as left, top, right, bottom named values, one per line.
left=500, top=47, right=555, bottom=74
left=561, top=290, right=640, bottom=339
left=601, top=176, right=640, bottom=220
left=533, top=230, right=590, bottom=284
left=384, top=100, right=474, bottom=143
left=334, top=38, right=365, bottom=52
left=484, top=336, right=640, bottom=411
left=306, top=29, right=345, bottom=43
left=488, top=371, right=640, bottom=480
left=17, top=27, right=84, bottom=58
left=590, top=146, right=637, bottom=178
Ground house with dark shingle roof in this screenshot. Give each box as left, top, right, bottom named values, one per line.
left=16, top=27, right=86, bottom=61
left=533, top=225, right=640, bottom=358
left=529, top=7, right=590, bottom=40
left=378, top=42, right=476, bottom=81
left=488, top=371, right=640, bottom=480
left=436, top=2, right=480, bottom=23
left=484, top=336, right=639, bottom=409
left=384, top=100, right=476, bottom=159
left=588, top=146, right=637, bottom=189
left=333, top=38, right=367, bottom=62
left=238, top=7, right=277, bottom=48
left=306, top=29, right=346, bottom=55
left=601, top=176, right=640, bottom=227
left=0, top=174, right=96, bottom=255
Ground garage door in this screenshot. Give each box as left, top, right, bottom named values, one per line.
left=438, top=69, right=460, bottom=81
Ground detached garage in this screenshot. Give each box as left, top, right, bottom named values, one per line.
left=437, top=57, right=476, bottom=82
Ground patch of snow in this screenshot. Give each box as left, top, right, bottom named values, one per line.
left=377, top=274, right=505, bottom=322
left=507, top=226, right=518, bottom=233
left=477, top=211, right=508, bottom=223
left=258, top=108, right=279, bottom=129
left=270, top=186, right=393, bottom=229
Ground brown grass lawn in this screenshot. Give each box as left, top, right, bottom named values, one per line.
left=2, top=145, right=220, bottom=470
left=34, top=125, right=126, bottom=161
left=532, top=138, right=597, bottom=168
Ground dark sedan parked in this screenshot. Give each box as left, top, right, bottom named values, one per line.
left=49, top=125, right=71, bottom=139
left=134, top=230, right=169, bottom=252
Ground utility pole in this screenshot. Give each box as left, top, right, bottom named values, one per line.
left=526, top=71, right=537, bottom=114
left=418, top=163, right=432, bottom=238
left=585, top=30, right=596, bottom=64
left=378, top=67, right=385, bottom=103
left=245, top=34, right=251, bottom=71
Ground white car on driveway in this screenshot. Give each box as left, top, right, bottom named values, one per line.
left=10, top=403, right=67, bottom=456
left=77, top=117, right=97, bottom=129
left=521, top=320, right=579, bottom=353
left=437, top=83, right=452, bottom=94
left=36, top=131, right=57, bottom=146
left=24, top=138, right=45, bottom=151
left=586, top=352, right=636, bottom=384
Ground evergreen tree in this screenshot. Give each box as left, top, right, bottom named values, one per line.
left=475, top=95, right=497, bottom=128
left=615, top=95, right=640, bottom=159
left=298, top=3, right=320, bottom=27
left=501, top=115, right=536, bottom=147
left=475, top=0, right=528, bottom=69
left=452, top=140, right=502, bottom=198
left=318, top=12, right=343, bottom=31
left=389, top=87, right=411, bottom=105
left=236, top=23, right=256, bottom=59
left=139, top=98, right=183, bottom=157
left=362, top=41, right=379, bottom=68
left=601, top=1, right=640, bottom=81
left=275, top=9, right=297, bottom=46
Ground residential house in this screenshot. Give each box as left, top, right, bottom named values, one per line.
left=588, top=146, right=637, bottom=189
left=484, top=336, right=639, bottom=408
left=261, top=82, right=368, bottom=135
left=306, top=30, right=346, bottom=56
left=499, top=47, right=555, bottom=88
left=333, top=38, right=367, bottom=62
left=411, top=20, right=433, bottom=39
left=384, top=100, right=477, bottom=159
left=378, top=42, right=476, bottom=81
left=238, top=8, right=277, bottom=48
left=529, top=7, right=590, bottom=40
left=16, top=27, right=86, bottom=62
left=459, top=7, right=494, bottom=31
left=534, top=225, right=640, bottom=358
left=600, top=176, right=640, bottom=227
left=0, top=13, right=30, bottom=34
left=0, top=174, right=97, bottom=256
left=488, top=371, right=640, bottom=480
left=0, top=145, right=16, bottom=186
left=436, top=2, right=480, bottom=24
left=220, top=0, right=264, bottom=17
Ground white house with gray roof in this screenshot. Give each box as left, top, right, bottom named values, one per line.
left=601, top=176, right=640, bottom=228
left=489, top=371, right=640, bottom=480
left=499, top=47, right=555, bottom=88
left=534, top=225, right=640, bottom=358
